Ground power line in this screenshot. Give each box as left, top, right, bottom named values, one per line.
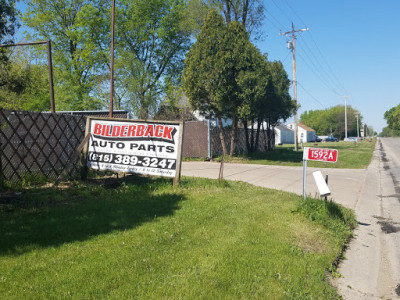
left=296, top=45, right=343, bottom=98
left=296, top=51, right=342, bottom=99
left=281, top=0, right=308, bottom=27
left=265, top=9, right=286, bottom=30
left=281, top=50, right=292, bottom=63
left=297, top=35, right=347, bottom=95
left=269, top=0, right=294, bottom=24
left=306, top=31, right=348, bottom=94
left=268, top=0, right=349, bottom=100
left=297, top=82, right=326, bottom=109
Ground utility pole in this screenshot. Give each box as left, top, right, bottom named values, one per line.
left=342, top=95, right=349, bottom=139
left=355, top=113, right=359, bottom=138
left=280, top=23, right=309, bottom=151
left=109, top=0, right=116, bottom=118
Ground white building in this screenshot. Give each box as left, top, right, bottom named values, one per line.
left=287, top=123, right=317, bottom=143
left=274, top=124, right=295, bottom=144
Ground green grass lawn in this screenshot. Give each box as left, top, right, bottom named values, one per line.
left=0, top=176, right=355, bottom=299
left=224, top=139, right=376, bottom=169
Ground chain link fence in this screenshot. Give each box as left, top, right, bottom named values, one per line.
left=0, top=111, right=274, bottom=187
left=0, top=109, right=130, bottom=187
left=183, top=120, right=274, bottom=158
left=0, top=109, right=88, bottom=185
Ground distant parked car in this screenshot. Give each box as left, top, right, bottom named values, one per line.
left=315, top=136, right=322, bottom=142
left=325, top=136, right=338, bottom=142
left=344, top=137, right=357, bottom=142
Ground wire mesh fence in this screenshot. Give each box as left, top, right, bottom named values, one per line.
left=210, top=126, right=274, bottom=156
left=183, top=120, right=274, bottom=158
left=0, top=110, right=275, bottom=187
left=0, top=109, right=86, bottom=185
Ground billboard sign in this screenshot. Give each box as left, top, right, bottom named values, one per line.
left=85, top=118, right=183, bottom=178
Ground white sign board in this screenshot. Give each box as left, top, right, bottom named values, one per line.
left=85, top=118, right=183, bottom=178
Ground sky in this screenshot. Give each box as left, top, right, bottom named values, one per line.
left=255, top=0, right=400, bottom=133
left=14, top=1, right=400, bottom=133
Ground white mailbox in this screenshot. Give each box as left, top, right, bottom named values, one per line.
left=312, top=171, right=331, bottom=197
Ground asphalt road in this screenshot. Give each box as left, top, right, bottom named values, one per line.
left=181, top=138, right=400, bottom=299
left=331, top=138, right=400, bottom=299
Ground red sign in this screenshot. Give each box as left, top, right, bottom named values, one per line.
left=303, top=147, right=338, bottom=163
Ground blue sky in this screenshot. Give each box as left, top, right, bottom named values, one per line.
left=15, top=1, right=398, bottom=133
left=256, top=0, right=400, bottom=133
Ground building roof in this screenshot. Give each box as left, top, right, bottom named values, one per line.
left=275, top=123, right=294, bottom=131
left=298, top=123, right=315, bottom=132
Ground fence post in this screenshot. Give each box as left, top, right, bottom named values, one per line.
left=0, top=111, right=4, bottom=189
left=0, top=143, right=4, bottom=190
left=208, top=119, right=212, bottom=160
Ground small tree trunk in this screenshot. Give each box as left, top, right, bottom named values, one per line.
left=243, top=119, right=251, bottom=153
left=230, top=115, right=238, bottom=156
left=271, top=125, right=276, bottom=148
left=250, top=120, right=255, bottom=152
left=255, top=118, right=261, bottom=151
left=218, top=116, right=228, bottom=156
left=266, top=121, right=273, bottom=150
left=139, top=91, right=149, bottom=120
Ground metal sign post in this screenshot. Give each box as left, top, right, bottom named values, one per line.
left=302, top=158, right=307, bottom=199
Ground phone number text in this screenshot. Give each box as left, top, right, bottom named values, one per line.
left=88, top=152, right=176, bottom=169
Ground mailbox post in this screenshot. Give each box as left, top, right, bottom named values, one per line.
left=302, top=147, right=338, bottom=199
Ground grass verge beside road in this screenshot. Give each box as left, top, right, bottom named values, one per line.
left=223, top=139, right=376, bottom=169
left=0, top=176, right=355, bottom=299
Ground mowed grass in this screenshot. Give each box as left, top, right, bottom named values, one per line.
left=227, top=139, right=376, bottom=169
left=0, top=176, right=355, bottom=299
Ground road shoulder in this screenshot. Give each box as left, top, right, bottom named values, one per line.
left=333, top=139, right=400, bottom=299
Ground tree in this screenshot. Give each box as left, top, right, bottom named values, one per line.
left=115, top=0, right=193, bottom=119
left=236, top=50, right=269, bottom=153
left=223, top=19, right=264, bottom=155
left=0, top=0, right=19, bottom=44
left=192, top=0, right=264, bottom=40
left=1, top=0, right=20, bottom=79
left=380, top=126, right=393, bottom=137
left=260, top=61, right=293, bottom=149
left=300, top=105, right=362, bottom=139
left=183, top=11, right=260, bottom=156
left=383, top=105, right=400, bottom=136
left=23, top=0, right=110, bottom=110
left=240, top=59, right=294, bottom=152
left=183, top=11, right=230, bottom=154
left=0, top=46, right=50, bottom=111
